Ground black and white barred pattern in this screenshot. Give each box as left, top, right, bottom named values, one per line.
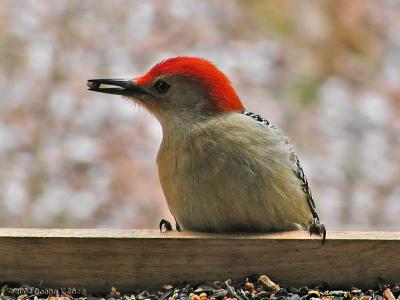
left=242, top=110, right=320, bottom=220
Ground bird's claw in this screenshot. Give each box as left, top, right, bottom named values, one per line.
left=159, top=219, right=173, bottom=233
left=159, top=219, right=182, bottom=233
left=308, top=218, right=327, bottom=246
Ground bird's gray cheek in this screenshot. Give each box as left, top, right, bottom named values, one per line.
left=145, top=97, right=174, bottom=114
left=134, top=94, right=160, bottom=105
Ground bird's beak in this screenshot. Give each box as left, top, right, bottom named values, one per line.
left=87, top=78, right=151, bottom=97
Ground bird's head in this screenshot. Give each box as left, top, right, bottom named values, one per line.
left=88, top=57, right=244, bottom=125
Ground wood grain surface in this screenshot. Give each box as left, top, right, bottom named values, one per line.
left=0, top=229, right=398, bottom=292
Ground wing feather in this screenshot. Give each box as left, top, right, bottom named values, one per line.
left=242, top=111, right=320, bottom=220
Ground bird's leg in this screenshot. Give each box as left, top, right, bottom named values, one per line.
left=159, top=218, right=182, bottom=233
left=175, top=218, right=182, bottom=232
left=308, top=218, right=327, bottom=245
left=159, top=219, right=173, bottom=233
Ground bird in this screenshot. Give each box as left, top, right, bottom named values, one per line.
left=87, top=56, right=326, bottom=244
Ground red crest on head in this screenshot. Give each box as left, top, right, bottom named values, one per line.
left=137, top=57, right=244, bottom=112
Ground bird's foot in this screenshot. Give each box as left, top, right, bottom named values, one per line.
left=159, top=219, right=173, bottom=233
left=159, top=219, right=181, bottom=233
left=308, top=218, right=327, bottom=246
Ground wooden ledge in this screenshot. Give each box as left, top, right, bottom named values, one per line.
left=0, top=229, right=398, bottom=292
left=1, top=228, right=399, bottom=239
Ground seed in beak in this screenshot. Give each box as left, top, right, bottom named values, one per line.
left=87, top=81, right=101, bottom=89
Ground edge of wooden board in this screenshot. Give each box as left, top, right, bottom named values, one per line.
left=0, top=228, right=398, bottom=240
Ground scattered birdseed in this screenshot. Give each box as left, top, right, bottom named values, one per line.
left=1, top=275, right=399, bottom=300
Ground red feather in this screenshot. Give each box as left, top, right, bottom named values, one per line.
left=137, top=57, right=244, bottom=112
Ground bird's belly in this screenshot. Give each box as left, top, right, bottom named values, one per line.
left=158, top=153, right=312, bottom=233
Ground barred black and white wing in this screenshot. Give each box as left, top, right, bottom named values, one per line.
left=242, top=110, right=326, bottom=243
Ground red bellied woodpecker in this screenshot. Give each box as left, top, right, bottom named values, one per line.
left=88, top=57, right=326, bottom=244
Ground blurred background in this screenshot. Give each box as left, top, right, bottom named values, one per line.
left=0, top=0, right=399, bottom=230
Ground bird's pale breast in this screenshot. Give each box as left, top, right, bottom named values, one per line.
left=157, top=113, right=313, bottom=232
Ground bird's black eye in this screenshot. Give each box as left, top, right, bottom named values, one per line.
left=154, top=80, right=171, bottom=94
